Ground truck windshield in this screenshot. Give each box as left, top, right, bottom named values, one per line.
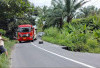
left=18, top=27, right=31, bottom=32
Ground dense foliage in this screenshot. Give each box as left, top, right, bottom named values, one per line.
left=37, top=0, right=88, bottom=30
left=42, top=15, right=100, bottom=53
left=0, top=0, right=35, bottom=39
left=0, top=29, right=17, bottom=68
left=36, top=0, right=100, bottom=53
left=0, top=0, right=34, bottom=68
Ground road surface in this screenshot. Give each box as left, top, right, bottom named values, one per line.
left=11, top=38, right=100, bottom=68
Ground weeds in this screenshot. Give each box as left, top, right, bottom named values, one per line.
left=42, top=16, right=100, bottom=53
left=0, top=37, right=16, bottom=68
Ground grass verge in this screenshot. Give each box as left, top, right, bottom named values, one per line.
left=0, top=36, right=17, bottom=68
left=42, top=36, right=100, bottom=53
left=42, top=27, right=100, bottom=53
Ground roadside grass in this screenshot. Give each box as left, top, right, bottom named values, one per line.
left=42, top=30, right=100, bottom=53
left=0, top=36, right=17, bottom=68
left=42, top=16, right=100, bottom=53
left=37, top=27, right=43, bottom=33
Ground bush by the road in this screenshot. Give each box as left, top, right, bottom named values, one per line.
left=42, top=16, right=100, bottom=53
left=0, top=36, right=17, bottom=68
left=0, top=29, right=6, bottom=35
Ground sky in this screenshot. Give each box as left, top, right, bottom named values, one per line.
left=29, top=0, right=51, bottom=7
left=28, top=0, right=100, bottom=8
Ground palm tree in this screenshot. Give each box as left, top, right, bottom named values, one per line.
left=51, top=0, right=88, bottom=23
left=36, top=6, right=48, bottom=30
left=43, top=6, right=64, bottom=29
left=80, top=6, right=98, bottom=17
left=39, top=0, right=88, bottom=30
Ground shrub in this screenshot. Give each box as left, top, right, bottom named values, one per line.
left=86, top=39, right=98, bottom=48
left=42, top=15, right=100, bottom=53
left=93, top=30, right=100, bottom=39
left=0, top=37, right=16, bottom=68
left=44, top=27, right=59, bottom=37
left=74, top=43, right=89, bottom=52
left=0, top=29, right=6, bottom=35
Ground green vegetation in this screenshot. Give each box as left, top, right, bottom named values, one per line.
left=0, top=29, right=6, bottom=35
left=42, top=16, right=100, bottom=53
left=0, top=0, right=100, bottom=67
left=37, top=0, right=88, bottom=30
left=0, top=0, right=36, bottom=39
left=36, top=0, right=100, bottom=53
left=0, top=29, right=17, bottom=68
left=0, top=0, right=36, bottom=67
left=0, top=40, right=17, bottom=68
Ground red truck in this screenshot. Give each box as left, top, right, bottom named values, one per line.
left=17, top=24, right=37, bottom=43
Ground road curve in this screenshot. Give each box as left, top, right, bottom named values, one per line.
left=11, top=39, right=100, bottom=68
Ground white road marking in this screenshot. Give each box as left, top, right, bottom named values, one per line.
left=31, top=43, right=96, bottom=68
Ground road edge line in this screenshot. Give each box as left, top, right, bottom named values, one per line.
left=31, top=43, right=96, bottom=68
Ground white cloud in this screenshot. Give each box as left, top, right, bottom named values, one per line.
left=83, top=0, right=100, bottom=8
left=28, top=0, right=100, bottom=8
left=29, top=0, right=51, bottom=7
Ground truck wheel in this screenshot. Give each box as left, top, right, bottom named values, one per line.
left=19, top=41, right=21, bottom=43
left=34, top=38, right=37, bottom=40
left=31, top=40, right=33, bottom=42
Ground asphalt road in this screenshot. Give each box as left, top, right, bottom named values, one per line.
left=11, top=38, right=100, bottom=68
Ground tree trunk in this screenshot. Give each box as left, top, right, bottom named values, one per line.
left=59, top=18, right=63, bottom=29
left=67, top=16, right=72, bottom=23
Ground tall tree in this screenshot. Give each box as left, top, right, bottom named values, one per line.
left=42, top=0, right=88, bottom=29
left=79, top=6, right=98, bottom=17
left=0, top=0, right=34, bottom=38
left=51, top=0, right=88, bottom=23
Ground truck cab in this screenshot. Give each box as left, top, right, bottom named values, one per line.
left=17, top=24, right=36, bottom=43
